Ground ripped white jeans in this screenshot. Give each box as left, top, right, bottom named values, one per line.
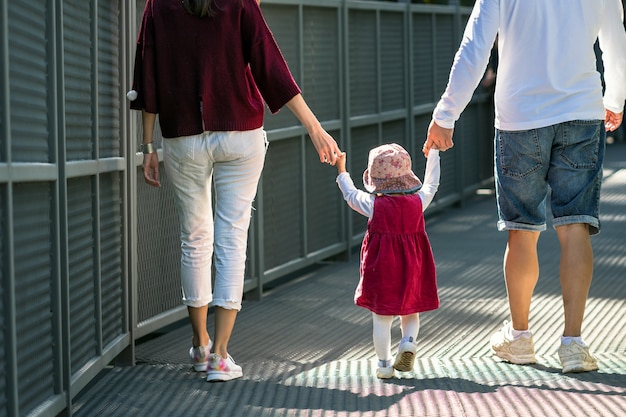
left=163, top=128, right=267, bottom=310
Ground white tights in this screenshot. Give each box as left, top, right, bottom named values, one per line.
left=371, top=312, right=420, bottom=361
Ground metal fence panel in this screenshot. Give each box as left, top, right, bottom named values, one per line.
left=9, top=1, right=49, bottom=163
left=413, top=13, right=435, bottom=104
left=13, top=183, right=55, bottom=416
left=98, top=0, right=122, bottom=159
left=381, top=11, right=406, bottom=112
left=349, top=9, right=378, bottom=117
left=136, top=165, right=183, bottom=326
left=64, top=0, right=93, bottom=161
left=99, top=172, right=125, bottom=346
left=302, top=6, right=341, bottom=122
left=262, top=138, right=305, bottom=271
left=0, top=188, right=5, bottom=417
left=67, top=176, right=98, bottom=374
left=260, top=4, right=301, bottom=131
left=305, top=130, right=344, bottom=254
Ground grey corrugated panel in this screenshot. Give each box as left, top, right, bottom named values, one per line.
left=13, top=183, right=55, bottom=415
left=382, top=119, right=407, bottom=146
left=68, top=176, right=98, bottom=374
left=8, top=1, right=49, bottom=163
left=436, top=144, right=458, bottom=197
left=302, top=7, right=341, bottom=122
left=305, top=136, right=343, bottom=253
left=459, top=105, right=482, bottom=186
left=348, top=9, right=378, bottom=117
left=260, top=4, right=300, bottom=132
left=349, top=124, right=378, bottom=236
left=99, top=172, right=125, bottom=345
left=262, top=139, right=304, bottom=270
left=97, top=0, right=121, bottom=159
left=433, top=13, right=455, bottom=100
left=64, top=0, right=93, bottom=161
left=0, top=188, right=5, bottom=416
left=380, top=11, right=406, bottom=112
left=412, top=13, right=435, bottom=104
left=136, top=165, right=183, bottom=323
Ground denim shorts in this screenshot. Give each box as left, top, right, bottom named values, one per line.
left=494, top=120, right=605, bottom=235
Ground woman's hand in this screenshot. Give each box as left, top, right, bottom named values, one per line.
left=285, top=94, right=342, bottom=165
left=308, top=124, right=342, bottom=165
left=143, top=152, right=161, bottom=187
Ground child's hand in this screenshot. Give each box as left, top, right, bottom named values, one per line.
left=336, top=152, right=347, bottom=174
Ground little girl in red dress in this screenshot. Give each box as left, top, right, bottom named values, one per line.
left=335, top=143, right=440, bottom=378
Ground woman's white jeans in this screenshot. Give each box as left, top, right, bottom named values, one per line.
left=163, top=128, right=267, bottom=310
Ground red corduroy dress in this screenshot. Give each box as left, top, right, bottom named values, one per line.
left=356, top=195, right=439, bottom=316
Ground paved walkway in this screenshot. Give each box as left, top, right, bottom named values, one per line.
left=73, top=142, right=626, bottom=417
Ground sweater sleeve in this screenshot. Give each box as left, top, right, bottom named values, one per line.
left=599, top=0, right=626, bottom=113
left=418, top=149, right=440, bottom=211
left=130, top=0, right=157, bottom=113
left=243, top=0, right=302, bottom=113
left=432, top=0, right=499, bottom=128
left=336, top=172, right=375, bottom=218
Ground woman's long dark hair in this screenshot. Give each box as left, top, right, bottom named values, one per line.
left=182, top=0, right=217, bottom=17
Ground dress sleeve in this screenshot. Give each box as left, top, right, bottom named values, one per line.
left=418, top=149, right=440, bottom=211
left=336, top=172, right=374, bottom=218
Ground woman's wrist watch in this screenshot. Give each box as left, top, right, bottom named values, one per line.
left=140, top=142, right=156, bottom=154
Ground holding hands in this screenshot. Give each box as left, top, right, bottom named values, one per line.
left=423, top=119, right=454, bottom=157
left=605, top=109, right=623, bottom=132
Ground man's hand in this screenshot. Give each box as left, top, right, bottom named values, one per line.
left=423, top=119, right=454, bottom=157
left=605, top=109, right=623, bottom=132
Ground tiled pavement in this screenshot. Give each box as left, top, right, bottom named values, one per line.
left=72, top=142, right=626, bottom=417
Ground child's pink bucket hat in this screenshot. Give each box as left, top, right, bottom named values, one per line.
left=363, top=143, right=422, bottom=194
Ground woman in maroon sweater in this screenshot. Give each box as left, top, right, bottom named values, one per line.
left=130, top=0, right=341, bottom=382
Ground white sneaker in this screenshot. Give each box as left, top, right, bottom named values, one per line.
left=376, top=359, right=394, bottom=379
left=490, top=321, right=536, bottom=365
left=206, top=353, right=243, bottom=382
left=558, top=341, right=598, bottom=373
left=393, top=337, right=417, bottom=372
left=189, top=343, right=211, bottom=372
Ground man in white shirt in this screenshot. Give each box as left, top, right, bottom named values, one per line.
left=424, top=0, right=626, bottom=373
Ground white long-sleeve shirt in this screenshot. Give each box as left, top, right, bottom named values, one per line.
left=433, top=0, right=626, bottom=131
left=336, top=150, right=440, bottom=219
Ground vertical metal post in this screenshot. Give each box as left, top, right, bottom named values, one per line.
left=341, top=0, right=353, bottom=258
left=119, top=0, right=138, bottom=366
left=50, top=0, right=72, bottom=414
left=1, top=1, right=18, bottom=415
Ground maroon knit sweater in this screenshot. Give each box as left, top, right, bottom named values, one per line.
left=130, top=0, right=301, bottom=138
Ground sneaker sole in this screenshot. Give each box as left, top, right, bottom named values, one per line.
left=193, top=363, right=208, bottom=372
left=393, top=352, right=416, bottom=372
left=561, top=361, right=599, bottom=373
left=206, top=371, right=243, bottom=382
left=491, top=349, right=536, bottom=365
left=376, top=369, right=395, bottom=379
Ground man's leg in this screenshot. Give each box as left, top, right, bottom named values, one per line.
left=490, top=229, right=539, bottom=364
left=555, top=223, right=593, bottom=337
left=504, top=230, right=540, bottom=331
